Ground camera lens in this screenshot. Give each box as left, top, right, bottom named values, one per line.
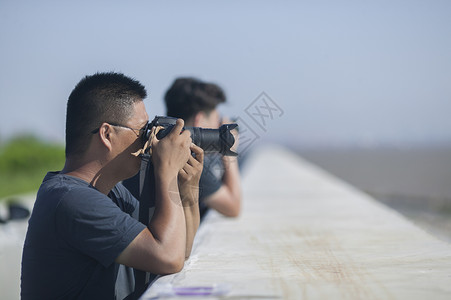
left=143, top=116, right=237, bottom=156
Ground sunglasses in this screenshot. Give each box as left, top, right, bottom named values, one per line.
left=91, top=122, right=148, bottom=140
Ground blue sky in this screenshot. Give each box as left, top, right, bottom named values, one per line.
left=1, top=0, right=450, bottom=148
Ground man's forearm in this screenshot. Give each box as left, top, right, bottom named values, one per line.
left=180, top=185, right=200, bottom=258
left=183, top=203, right=199, bottom=258
left=149, top=175, right=187, bottom=261
left=202, top=156, right=241, bottom=217
left=222, top=156, right=242, bottom=204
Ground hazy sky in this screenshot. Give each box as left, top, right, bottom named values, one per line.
left=1, top=0, right=450, bottom=148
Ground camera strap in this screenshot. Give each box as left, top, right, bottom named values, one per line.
left=134, top=153, right=156, bottom=298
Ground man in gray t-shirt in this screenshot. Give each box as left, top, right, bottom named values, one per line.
left=21, top=173, right=144, bottom=298
left=21, top=72, right=203, bottom=299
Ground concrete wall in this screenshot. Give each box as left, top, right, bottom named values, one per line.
left=141, top=146, right=451, bottom=299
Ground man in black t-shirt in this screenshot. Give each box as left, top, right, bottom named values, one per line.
left=21, top=72, right=203, bottom=299
left=124, top=77, right=241, bottom=220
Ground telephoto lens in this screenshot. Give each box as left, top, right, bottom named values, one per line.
left=143, top=116, right=238, bottom=156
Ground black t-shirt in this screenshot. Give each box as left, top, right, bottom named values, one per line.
left=198, top=154, right=224, bottom=218
left=21, top=172, right=146, bottom=300
left=123, top=154, right=224, bottom=220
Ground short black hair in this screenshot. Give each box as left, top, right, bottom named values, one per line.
left=164, top=77, right=226, bottom=121
left=65, top=72, right=147, bottom=157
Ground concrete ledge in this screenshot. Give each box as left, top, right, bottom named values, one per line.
left=141, top=145, right=451, bottom=299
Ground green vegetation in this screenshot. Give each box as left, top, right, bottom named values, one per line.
left=0, top=135, right=65, bottom=200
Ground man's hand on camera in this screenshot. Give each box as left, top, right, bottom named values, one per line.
left=178, top=144, right=204, bottom=207
left=151, top=119, right=192, bottom=182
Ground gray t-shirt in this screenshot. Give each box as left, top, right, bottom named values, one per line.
left=21, top=172, right=146, bottom=299
left=198, top=154, right=224, bottom=218
left=123, top=154, right=224, bottom=220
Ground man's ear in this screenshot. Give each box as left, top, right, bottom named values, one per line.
left=98, top=123, right=114, bottom=151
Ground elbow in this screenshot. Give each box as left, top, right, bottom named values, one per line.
left=162, top=252, right=185, bottom=274
left=147, top=244, right=185, bottom=275
left=228, top=197, right=242, bottom=218
left=162, top=261, right=184, bottom=275
left=156, top=254, right=185, bottom=275
left=223, top=204, right=241, bottom=218
left=227, top=209, right=240, bottom=218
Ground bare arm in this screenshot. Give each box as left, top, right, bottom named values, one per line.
left=203, top=155, right=241, bottom=217
left=203, top=119, right=242, bottom=217
left=116, top=119, right=192, bottom=274
left=178, top=144, right=203, bottom=258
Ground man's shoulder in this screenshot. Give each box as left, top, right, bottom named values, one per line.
left=38, top=172, right=95, bottom=201
left=40, top=171, right=90, bottom=191
left=35, top=172, right=115, bottom=218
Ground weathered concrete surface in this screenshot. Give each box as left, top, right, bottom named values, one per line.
left=141, top=145, right=451, bottom=300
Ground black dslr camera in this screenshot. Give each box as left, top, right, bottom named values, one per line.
left=143, top=116, right=238, bottom=156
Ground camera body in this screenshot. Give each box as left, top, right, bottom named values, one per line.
left=143, top=116, right=238, bottom=156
